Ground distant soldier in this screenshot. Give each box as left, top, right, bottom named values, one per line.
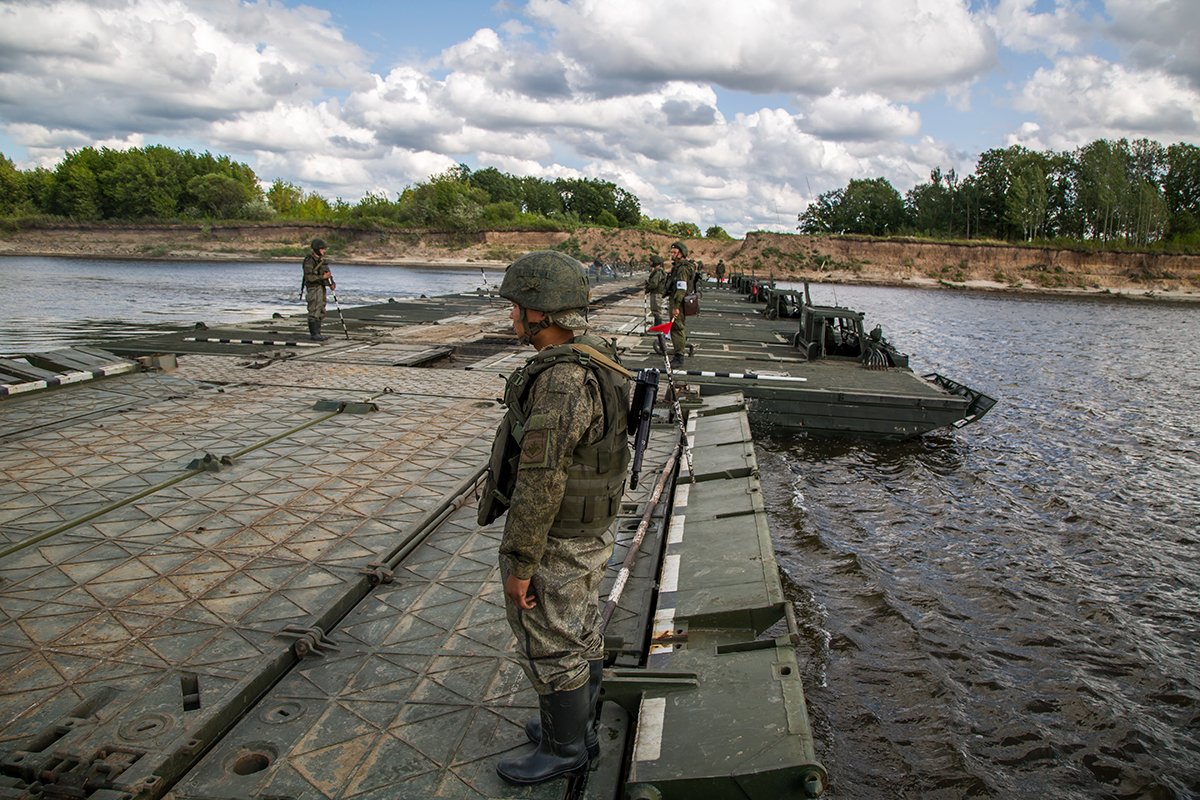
left=715, top=259, right=726, bottom=285
left=667, top=241, right=696, bottom=367
left=301, top=238, right=333, bottom=341
left=644, top=254, right=667, bottom=325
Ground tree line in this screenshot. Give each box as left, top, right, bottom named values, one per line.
left=0, top=145, right=731, bottom=239
left=3, top=139, right=1196, bottom=251
left=798, top=138, right=1200, bottom=250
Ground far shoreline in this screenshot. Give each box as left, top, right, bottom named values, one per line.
left=3, top=250, right=1198, bottom=304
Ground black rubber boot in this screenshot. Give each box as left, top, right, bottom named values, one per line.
left=497, top=683, right=589, bottom=785
left=524, top=660, right=603, bottom=758
left=308, top=317, right=327, bottom=341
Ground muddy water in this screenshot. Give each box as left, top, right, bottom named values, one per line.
left=758, top=284, right=1200, bottom=799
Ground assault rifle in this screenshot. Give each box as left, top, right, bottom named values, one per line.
left=626, top=368, right=660, bottom=489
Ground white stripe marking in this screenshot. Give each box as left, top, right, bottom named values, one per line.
left=634, top=697, right=667, bottom=762
left=660, top=554, right=680, bottom=593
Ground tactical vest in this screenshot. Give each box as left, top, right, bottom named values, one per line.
left=302, top=253, right=328, bottom=287
left=478, top=335, right=631, bottom=537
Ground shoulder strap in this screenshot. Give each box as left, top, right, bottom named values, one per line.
left=570, top=343, right=634, bottom=380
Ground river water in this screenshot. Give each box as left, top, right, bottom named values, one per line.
left=2, top=257, right=1198, bottom=799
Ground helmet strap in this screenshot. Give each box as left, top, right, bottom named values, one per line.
left=519, top=307, right=552, bottom=346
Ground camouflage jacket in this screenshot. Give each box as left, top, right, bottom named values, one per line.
left=668, top=258, right=695, bottom=309
left=486, top=335, right=631, bottom=580
left=644, top=265, right=667, bottom=295
left=302, top=251, right=329, bottom=287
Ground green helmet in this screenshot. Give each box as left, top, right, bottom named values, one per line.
left=311, top=238, right=327, bottom=251
left=671, top=241, right=689, bottom=257
left=500, top=251, right=589, bottom=313
left=650, top=255, right=664, bottom=265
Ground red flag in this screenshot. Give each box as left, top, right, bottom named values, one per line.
left=648, top=320, right=673, bottom=334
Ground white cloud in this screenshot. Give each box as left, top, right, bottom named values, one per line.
left=1105, top=0, right=1200, bottom=91
left=1016, top=55, right=1200, bottom=148
left=525, top=0, right=996, bottom=99
left=803, top=91, right=921, bottom=141
left=1, top=0, right=1194, bottom=237
left=987, top=0, right=1088, bottom=56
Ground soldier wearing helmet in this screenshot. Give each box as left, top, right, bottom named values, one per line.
left=667, top=240, right=695, bottom=366
left=480, top=251, right=632, bottom=786
left=644, top=254, right=667, bottom=325
left=301, top=238, right=333, bottom=341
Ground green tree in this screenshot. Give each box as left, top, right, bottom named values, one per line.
left=839, top=178, right=907, bottom=235
left=1006, top=161, right=1049, bottom=241
left=521, top=177, right=562, bottom=216
left=267, top=180, right=305, bottom=215
left=51, top=162, right=101, bottom=220
left=798, top=189, right=840, bottom=234
left=469, top=167, right=521, bottom=204
left=0, top=154, right=29, bottom=215
left=905, top=168, right=957, bottom=237
left=187, top=173, right=252, bottom=218
left=1165, top=142, right=1200, bottom=239
left=669, top=221, right=701, bottom=238
left=1074, top=139, right=1130, bottom=241
left=613, top=187, right=641, bottom=226
left=705, top=225, right=733, bottom=240
left=397, top=168, right=488, bottom=229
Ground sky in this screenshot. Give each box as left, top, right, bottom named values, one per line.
left=0, top=0, right=1198, bottom=236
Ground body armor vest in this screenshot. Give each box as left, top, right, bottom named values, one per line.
left=478, top=335, right=631, bottom=537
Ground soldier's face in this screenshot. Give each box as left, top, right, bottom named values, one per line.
left=510, top=303, right=524, bottom=338
left=510, top=303, right=547, bottom=341
left=670, top=247, right=681, bottom=261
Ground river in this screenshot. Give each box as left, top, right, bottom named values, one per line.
left=2, top=257, right=1198, bottom=799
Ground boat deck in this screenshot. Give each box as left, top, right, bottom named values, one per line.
left=0, top=280, right=825, bottom=799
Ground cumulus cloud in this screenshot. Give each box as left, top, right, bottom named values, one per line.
left=803, top=90, right=921, bottom=141
left=1016, top=55, right=1200, bottom=148
left=1104, top=0, right=1200, bottom=91
left=986, top=0, right=1088, bottom=56
left=0, top=0, right=1196, bottom=236
left=525, top=0, right=996, bottom=99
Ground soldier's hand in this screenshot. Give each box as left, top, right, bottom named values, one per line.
left=505, top=574, right=537, bottom=609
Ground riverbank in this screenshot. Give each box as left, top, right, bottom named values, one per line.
left=3, top=222, right=1198, bottom=302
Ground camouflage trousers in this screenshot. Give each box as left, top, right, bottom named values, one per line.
left=647, top=292, right=663, bottom=325
left=668, top=307, right=687, bottom=356
left=305, top=285, right=326, bottom=319
left=503, top=531, right=614, bottom=694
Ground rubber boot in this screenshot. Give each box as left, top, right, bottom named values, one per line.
left=497, top=683, right=589, bottom=785
left=524, top=660, right=603, bottom=758
left=670, top=352, right=684, bottom=368
left=308, top=317, right=327, bottom=341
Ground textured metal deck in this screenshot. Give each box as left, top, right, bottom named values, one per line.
left=0, top=279, right=826, bottom=799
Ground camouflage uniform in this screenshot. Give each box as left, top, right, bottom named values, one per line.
left=644, top=258, right=667, bottom=324
left=715, top=259, right=726, bottom=285
left=484, top=251, right=630, bottom=786
left=302, top=250, right=328, bottom=320
left=491, top=334, right=629, bottom=694
left=667, top=245, right=696, bottom=359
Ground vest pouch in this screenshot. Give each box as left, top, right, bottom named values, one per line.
left=683, top=292, right=700, bottom=316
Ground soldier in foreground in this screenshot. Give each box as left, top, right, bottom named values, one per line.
left=478, top=251, right=631, bottom=785
left=644, top=253, right=667, bottom=325
left=301, top=238, right=333, bottom=341
left=667, top=241, right=696, bottom=367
